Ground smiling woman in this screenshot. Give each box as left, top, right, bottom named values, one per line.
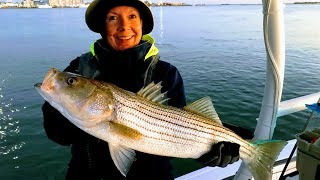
left=39, top=0, right=243, bottom=179
left=40, top=0, right=188, bottom=179
left=104, top=6, right=143, bottom=51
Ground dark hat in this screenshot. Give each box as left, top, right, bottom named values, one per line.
left=85, top=0, right=154, bottom=35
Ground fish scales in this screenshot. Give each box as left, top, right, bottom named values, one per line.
left=114, top=94, right=212, bottom=157
left=112, top=89, right=255, bottom=159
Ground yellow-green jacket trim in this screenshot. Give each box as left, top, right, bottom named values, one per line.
left=90, top=34, right=159, bottom=61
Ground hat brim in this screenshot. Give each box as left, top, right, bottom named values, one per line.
left=85, top=0, right=153, bottom=35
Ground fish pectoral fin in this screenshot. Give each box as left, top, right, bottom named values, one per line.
left=109, top=143, right=136, bottom=177
left=137, top=81, right=170, bottom=105
left=183, top=96, right=222, bottom=125
left=110, top=122, right=143, bottom=140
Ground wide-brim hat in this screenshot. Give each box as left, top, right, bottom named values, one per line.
left=85, top=0, right=154, bottom=35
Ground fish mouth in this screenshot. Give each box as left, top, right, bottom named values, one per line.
left=34, top=82, right=50, bottom=101
left=34, top=83, right=43, bottom=94
left=34, top=83, right=42, bottom=89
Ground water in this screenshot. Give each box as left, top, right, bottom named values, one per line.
left=0, top=4, right=320, bottom=179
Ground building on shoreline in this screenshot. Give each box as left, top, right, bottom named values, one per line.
left=144, top=1, right=191, bottom=6
left=0, top=0, right=47, bottom=8
left=49, top=0, right=84, bottom=8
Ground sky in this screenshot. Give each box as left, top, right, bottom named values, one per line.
left=167, top=0, right=320, bottom=4
left=4, top=0, right=320, bottom=4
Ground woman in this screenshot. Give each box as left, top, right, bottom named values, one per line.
left=42, top=0, right=241, bottom=179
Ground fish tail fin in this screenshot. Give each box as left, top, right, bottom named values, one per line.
left=246, top=140, right=287, bottom=180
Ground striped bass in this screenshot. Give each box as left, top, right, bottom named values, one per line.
left=35, top=68, right=287, bottom=180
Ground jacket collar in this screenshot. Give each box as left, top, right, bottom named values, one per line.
left=90, top=34, right=159, bottom=61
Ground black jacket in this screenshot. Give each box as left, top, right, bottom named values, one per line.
left=42, top=37, right=186, bottom=180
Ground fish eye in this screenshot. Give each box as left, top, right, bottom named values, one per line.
left=66, top=77, right=76, bottom=85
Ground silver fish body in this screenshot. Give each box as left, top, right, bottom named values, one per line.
left=35, top=68, right=287, bottom=179
left=108, top=89, right=251, bottom=158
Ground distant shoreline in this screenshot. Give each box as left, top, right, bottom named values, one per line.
left=1, top=2, right=320, bottom=9
left=293, top=2, right=320, bottom=4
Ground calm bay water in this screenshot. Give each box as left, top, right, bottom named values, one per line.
left=0, top=4, right=320, bottom=179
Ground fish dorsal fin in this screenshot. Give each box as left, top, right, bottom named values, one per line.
left=109, top=143, right=136, bottom=177
left=137, top=81, right=169, bottom=104
left=184, top=96, right=222, bottom=125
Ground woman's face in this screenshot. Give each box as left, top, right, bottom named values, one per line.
left=105, top=6, right=143, bottom=51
